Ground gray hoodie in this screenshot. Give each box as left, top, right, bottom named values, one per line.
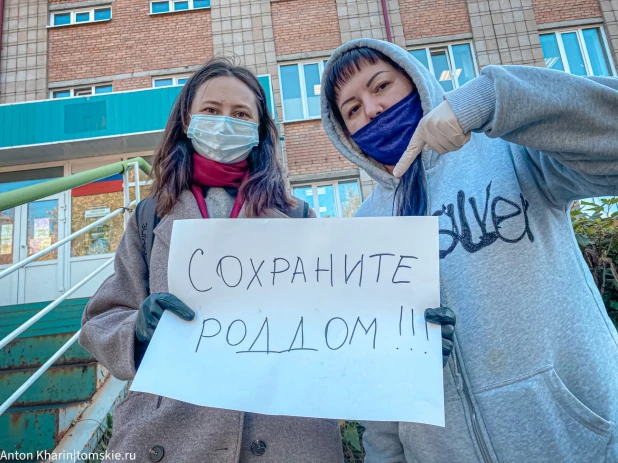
left=321, top=38, right=618, bottom=463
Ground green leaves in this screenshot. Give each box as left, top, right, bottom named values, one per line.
left=341, top=420, right=365, bottom=462
left=575, top=233, right=592, bottom=247
left=344, top=426, right=362, bottom=451
left=572, top=198, right=618, bottom=330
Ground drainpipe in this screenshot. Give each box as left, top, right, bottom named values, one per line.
left=380, top=0, right=393, bottom=43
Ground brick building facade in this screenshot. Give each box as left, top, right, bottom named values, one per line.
left=1, top=0, right=617, bottom=213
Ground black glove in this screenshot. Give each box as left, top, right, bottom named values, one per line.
left=425, top=307, right=456, bottom=367
left=134, top=293, right=195, bottom=368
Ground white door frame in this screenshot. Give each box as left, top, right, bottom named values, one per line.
left=16, top=192, right=67, bottom=304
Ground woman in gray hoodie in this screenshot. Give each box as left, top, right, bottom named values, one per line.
left=321, top=38, right=618, bottom=463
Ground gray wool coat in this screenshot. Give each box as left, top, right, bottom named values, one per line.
left=79, top=190, right=344, bottom=463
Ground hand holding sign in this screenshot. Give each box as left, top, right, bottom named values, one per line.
left=135, top=293, right=195, bottom=344
left=393, top=100, right=471, bottom=178
left=131, top=217, right=445, bottom=426
left=425, top=307, right=456, bottom=367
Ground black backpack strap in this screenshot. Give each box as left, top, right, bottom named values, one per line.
left=135, top=196, right=160, bottom=294
left=285, top=197, right=309, bottom=219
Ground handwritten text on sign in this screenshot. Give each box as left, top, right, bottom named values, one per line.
left=130, top=217, right=444, bottom=425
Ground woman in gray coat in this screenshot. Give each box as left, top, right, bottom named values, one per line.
left=79, top=58, right=345, bottom=463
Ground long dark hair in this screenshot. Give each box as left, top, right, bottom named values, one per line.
left=324, top=47, right=426, bottom=217
left=150, top=57, right=295, bottom=217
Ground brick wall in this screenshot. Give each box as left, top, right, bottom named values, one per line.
left=48, top=0, right=213, bottom=84
left=399, top=0, right=471, bottom=41
left=112, top=76, right=153, bottom=92
left=531, top=0, right=602, bottom=24
left=284, top=121, right=355, bottom=176
left=271, top=0, right=341, bottom=56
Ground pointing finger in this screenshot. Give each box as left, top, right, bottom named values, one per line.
left=393, top=129, right=425, bottom=178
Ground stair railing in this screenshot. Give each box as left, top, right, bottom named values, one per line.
left=0, top=157, right=151, bottom=416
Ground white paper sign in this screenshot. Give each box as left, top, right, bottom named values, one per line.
left=131, top=217, right=444, bottom=425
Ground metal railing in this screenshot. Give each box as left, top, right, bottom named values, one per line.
left=0, top=157, right=151, bottom=416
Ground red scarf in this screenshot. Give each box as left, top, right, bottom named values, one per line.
left=191, top=153, right=249, bottom=219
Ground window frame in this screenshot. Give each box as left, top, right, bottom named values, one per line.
left=292, top=178, right=362, bottom=219
left=50, top=84, right=113, bottom=99
left=49, top=7, right=112, bottom=27
left=278, top=59, right=329, bottom=123
left=408, top=42, right=479, bottom=90
left=151, top=76, right=191, bottom=88
left=149, top=0, right=211, bottom=15
left=540, top=26, right=616, bottom=77
left=67, top=154, right=151, bottom=261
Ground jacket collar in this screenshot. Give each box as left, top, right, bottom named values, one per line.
left=155, top=189, right=289, bottom=237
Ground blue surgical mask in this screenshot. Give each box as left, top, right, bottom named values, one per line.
left=188, top=115, right=259, bottom=164
left=351, top=91, right=423, bottom=166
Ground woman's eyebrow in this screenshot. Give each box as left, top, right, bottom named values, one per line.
left=340, top=96, right=356, bottom=110
left=200, top=100, right=221, bottom=107
left=366, top=70, right=387, bottom=88
left=340, top=70, right=390, bottom=111
left=232, top=103, right=252, bottom=112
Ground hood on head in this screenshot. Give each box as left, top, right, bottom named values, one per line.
left=320, top=38, right=445, bottom=188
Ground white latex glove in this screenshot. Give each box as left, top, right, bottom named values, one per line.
left=393, top=100, right=471, bottom=178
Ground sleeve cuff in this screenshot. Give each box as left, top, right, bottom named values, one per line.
left=444, top=74, right=496, bottom=133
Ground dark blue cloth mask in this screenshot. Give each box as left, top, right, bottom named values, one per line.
left=351, top=91, right=423, bottom=166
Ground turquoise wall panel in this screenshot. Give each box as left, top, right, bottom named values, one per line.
left=0, top=76, right=276, bottom=149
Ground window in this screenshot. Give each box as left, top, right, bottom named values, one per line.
left=540, top=27, right=615, bottom=77
left=70, top=170, right=124, bottom=258
left=409, top=43, right=477, bottom=92
left=0, top=166, right=64, bottom=264
left=279, top=60, right=329, bottom=122
left=0, top=208, right=16, bottom=266
left=50, top=7, right=112, bottom=27
left=94, top=85, right=113, bottom=94
left=94, top=8, right=112, bottom=21
left=75, top=12, right=90, bottom=23
left=292, top=180, right=362, bottom=218
left=53, top=13, right=71, bottom=26
left=153, top=76, right=190, bottom=87
left=150, top=0, right=210, bottom=14
left=27, top=200, right=59, bottom=261
left=52, top=89, right=71, bottom=99
left=74, top=88, right=93, bottom=97
left=51, top=84, right=113, bottom=99
left=69, top=156, right=152, bottom=258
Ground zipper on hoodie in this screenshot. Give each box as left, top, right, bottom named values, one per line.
left=421, top=157, right=494, bottom=463
left=453, top=349, right=494, bottom=463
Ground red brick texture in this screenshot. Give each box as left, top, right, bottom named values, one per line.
left=112, top=76, right=153, bottom=92
left=399, top=0, right=471, bottom=41
left=48, top=0, right=213, bottom=84
left=284, top=120, right=356, bottom=176
left=531, top=0, right=602, bottom=24
left=271, top=0, right=341, bottom=56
